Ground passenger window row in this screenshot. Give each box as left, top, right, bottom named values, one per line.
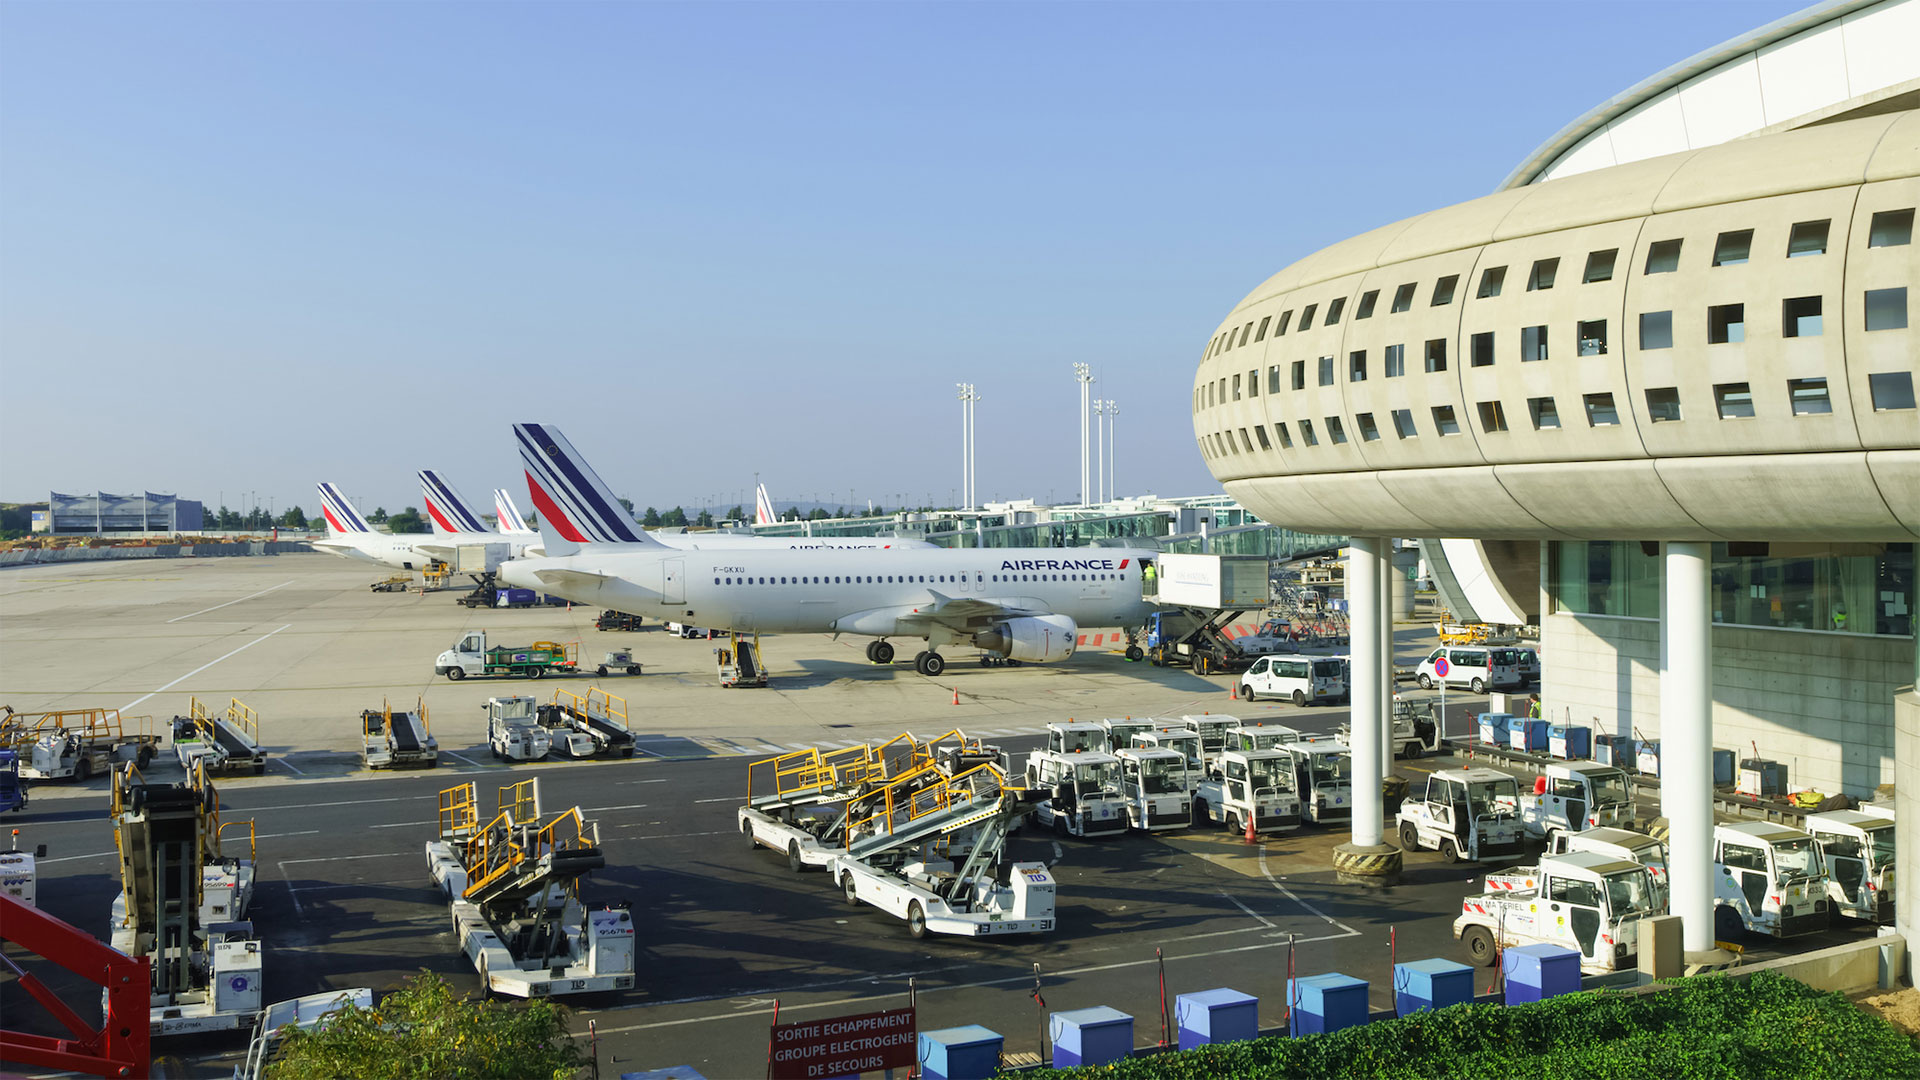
left=714, top=572, right=1128, bottom=586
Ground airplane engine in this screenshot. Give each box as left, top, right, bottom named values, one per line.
left=972, top=615, right=1078, bottom=663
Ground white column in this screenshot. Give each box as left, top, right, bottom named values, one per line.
left=1379, top=542, right=1394, bottom=778
left=1664, top=541, right=1715, bottom=952
left=1347, top=537, right=1385, bottom=847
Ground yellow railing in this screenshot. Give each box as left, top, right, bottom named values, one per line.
left=842, top=760, right=1006, bottom=848
left=498, top=779, right=540, bottom=825
left=439, top=782, right=479, bottom=841
left=1, top=706, right=150, bottom=750
left=462, top=805, right=593, bottom=901
left=584, top=687, right=627, bottom=727
left=217, top=819, right=258, bottom=865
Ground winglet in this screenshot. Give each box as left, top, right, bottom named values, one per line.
left=316, top=483, right=373, bottom=535
left=419, top=470, right=492, bottom=535
left=513, top=423, right=666, bottom=557
left=754, top=483, right=776, bottom=526
left=494, top=488, right=531, bottom=534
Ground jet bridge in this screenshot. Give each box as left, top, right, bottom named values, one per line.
left=425, top=779, right=634, bottom=998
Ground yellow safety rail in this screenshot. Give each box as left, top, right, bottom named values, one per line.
left=185, top=697, right=261, bottom=746
left=0, top=706, right=151, bottom=750
left=584, top=687, right=628, bottom=727
left=532, top=640, right=581, bottom=665
left=842, top=760, right=1007, bottom=850
left=216, top=820, right=259, bottom=866
left=461, top=805, right=594, bottom=902
left=439, top=782, right=480, bottom=841
left=498, top=779, right=541, bottom=825
left=417, top=697, right=430, bottom=737
left=872, top=732, right=926, bottom=779
left=550, top=687, right=587, bottom=715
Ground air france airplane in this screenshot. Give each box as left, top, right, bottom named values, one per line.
left=496, top=423, right=1161, bottom=675
left=312, top=481, right=541, bottom=570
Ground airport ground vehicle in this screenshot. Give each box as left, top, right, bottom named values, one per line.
left=1518, top=762, right=1636, bottom=841
left=1415, top=646, right=1523, bottom=694
left=1395, top=769, right=1524, bottom=862
left=361, top=700, right=438, bottom=769
left=1139, top=554, right=1277, bottom=672
left=0, top=749, right=25, bottom=813
left=1046, top=720, right=1109, bottom=755
left=9, top=708, right=159, bottom=781
left=436, top=631, right=580, bottom=680
left=1114, top=747, right=1194, bottom=831
left=1806, top=810, right=1894, bottom=924
left=1545, top=827, right=1670, bottom=909
left=1279, top=740, right=1354, bottom=825
left=595, top=649, right=644, bottom=677
left=235, top=988, right=375, bottom=1080
left=1454, top=852, right=1657, bottom=973
left=1237, top=655, right=1348, bottom=706
left=1193, top=749, right=1302, bottom=834
left=596, top=610, right=644, bottom=631
left=1224, top=723, right=1303, bottom=754
left=1130, top=727, right=1204, bottom=775
left=538, top=688, right=637, bottom=759
left=1337, top=704, right=1439, bottom=760
left=426, top=779, right=635, bottom=997
left=109, top=761, right=265, bottom=1034
left=740, top=734, right=930, bottom=871
left=1715, top=821, right=1832, bottom=939
left=1181, top=714, right=1238, bottom=760
left=1099, top=717, right=1154, bottom=753
left=717, top=635, right=766, bottom=687
left=486, top=696, right=552, bottom=762
left=370, top=574, right=412, bottom=592
left=1025, top=748, right=1128, bottom=838
left=171, top=697, right=268, bottom=775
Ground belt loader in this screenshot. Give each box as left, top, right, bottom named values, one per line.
left=425, top=779, right=635, bottom=998
left=740, top=733, right=930, bottom=871
left=171, top=697, right=268, bottom=775
left=831, top=760, right=1054, bottom=939
left=108, top=761, right=265, bottom=1035
left=1454, top=851, right=1657, bottom=974
left=361, top=699, right=438, bottom=769
left=5, top=707, right=159, bottom=782
left=539, top=688, right=636, bottom=759
left=1394, top=769, right=1524, bottom=863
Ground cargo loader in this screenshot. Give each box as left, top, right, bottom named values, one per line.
left=539, top=687, right=636, bottom=759
left=361, top=699, right=439, bottom=769
left=171, top=697, right=268, bottom=775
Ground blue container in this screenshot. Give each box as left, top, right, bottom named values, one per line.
left=1049, top=1007, right=1132, bottom=1068
left=1175, top=988, right=1258, bottom=1050
left=919, top=1025, right=1002, bottom=1080
left=1289, top=973, right=1368, bottom=1035
left=1478, top=713, right=1513, bottom=746
left=1510, top=719, right=1548, bottom=752
left=1549, top=725, right=1590, bottom=760
left=1395, top=958, right=1475, bottom=1016
left=1713, top=748, right=1735, bottom=785
left=1594, top=734, right=1635, bottom=771
left=1503, top=944, right=1582, bottom=1004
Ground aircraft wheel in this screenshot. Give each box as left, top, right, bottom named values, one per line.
left=1464, top=926, right=1495, bottom=966
left=1126, top=645, right=1144, bottom=661
left=448, top=668, right=466, bottom=681
left=1399, top=821, right=1420, bottom=851
left=907, top=901, right=928, bottom=939
left=918, top=652, right=946, bottom=677
left=865, top=640, right=880, bottom=662
left=874, top=641, right=895, bottom=664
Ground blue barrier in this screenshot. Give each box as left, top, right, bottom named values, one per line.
left=1395, top=958, right=1475, bottom=1016
left=1175, top=988, right=1257, bottom=1050
left=1049, top=1006, right=1132, bottom=1068
left=919, top=1024, right=1002, bottom=1080
left=1504, top=944, right=1582, bottom=1004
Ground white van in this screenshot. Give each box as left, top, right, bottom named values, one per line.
left=1238, top=655, right=1347, bottom=706
left=1415, top=647, right=1521, bottom=694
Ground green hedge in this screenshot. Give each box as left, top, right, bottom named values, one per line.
left=1009, top=972, right=1918, bottom=1079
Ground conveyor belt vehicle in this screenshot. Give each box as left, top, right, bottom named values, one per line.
left=361, top=699, right=438, bottom=769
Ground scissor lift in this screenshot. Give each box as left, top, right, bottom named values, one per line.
left=424, top=779, right=635, bottom=998
left=172, top=697, right=268, bottom=775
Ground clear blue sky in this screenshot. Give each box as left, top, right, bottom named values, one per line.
left=0, top=0, right=1806, bottom=518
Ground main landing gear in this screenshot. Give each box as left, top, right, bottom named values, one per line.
left=913, top=650, right=946, bottom=676
left=864, top=640, right=896, bottom=664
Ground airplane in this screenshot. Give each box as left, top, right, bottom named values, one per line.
left=311, top=481, right=538, bottom=571
left=495, top=488, right=533, bottom=534
left=497, top=423, right=1161, bottom=675
left=755, top=483, right=776, bottom=526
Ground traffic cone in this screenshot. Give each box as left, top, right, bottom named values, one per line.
left=1243, top=812, right=1258, bottom=845
left=952, top=688, right=961, bottom=706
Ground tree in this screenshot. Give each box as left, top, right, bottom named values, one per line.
left=661, top=506, right=688, bottom=527
left=695, top=509, right=714, bottom=528
left=264, top=970, right=587, bottom=1080
left=368, top=507, right=390, bottom=523
left=641, top=506, right=662, bottom=528
left=617, top=496, right=634, bottom=514
left=278, top=506, right=307, bottom=528
left=726, top=505, right=744, bottom=522
left=386, top=507, right=430, bottom=534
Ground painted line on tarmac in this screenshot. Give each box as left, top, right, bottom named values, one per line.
left=120, top=623, right=293, bottom=711
left=444, top=751, right=483, bottom=768
left=166, top=580, right=295, bottom=623
left=1225, top=891, right=1276, bottom=928
left=278, top=852, right=413, bottom=915
left=1257, top=847, right=1361, bottom=936
left=273, top=757, right=306, bottom=775
left=238, top=795, right=429, bottom=812
left=693, top=796, right=734, bottom=803
left=579, top=803, right=649, bottom=813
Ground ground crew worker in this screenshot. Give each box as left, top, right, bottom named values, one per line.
left=1527, top=693, right=1542, bottom=719
left=1832, top=604, right=1848, bottom=632
left=1142, top=561, right=1157, bottom=592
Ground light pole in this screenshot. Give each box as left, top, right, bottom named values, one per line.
left=967, top=385, right=979, bottom=509
left=1073, top=364, right=1093, bottom=504
left=1093, top=400, right=1109, bottom=506
left=1106, top=400, right=1119, bottom=501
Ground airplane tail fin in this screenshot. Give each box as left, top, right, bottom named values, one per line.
left=494, top=488, right=531, bottom=534
left=514, top=423, right=666, bottom=558
left=316, top=483, right=374, bottom=536
left=754, top=483, right=776, bottom=526
left=419, top=470, right=492, bottom=535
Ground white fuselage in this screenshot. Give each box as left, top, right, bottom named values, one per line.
left=499, top=546, right=1158, bottom=638
left=312, top=530, right=539, bottom=571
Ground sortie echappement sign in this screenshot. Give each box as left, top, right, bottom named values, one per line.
left=769, top=1007, right=916, bottom=1080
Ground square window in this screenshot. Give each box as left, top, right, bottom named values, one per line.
left=1349, top=349, right=1367, bottom=382
left=1254, top=424, right=1273, bottom=449
left=1298, top=419, right=1318, bottom=447
left=1787, top=219, right=1829, bottom=257
left=1384, top=343, right=1406, bottom=378
left=1317, top=355, right=1335, bottom=386
left=1255, top=315, right=1272, bottom=341
left=1432, top=405, right=1461, bottom=436
left=1577, top=319, right=1608, bottom=356
left=1714, top=382, right=1755, bottom=420
left=1529, top=396, right=1561, bottom=430
left=1583, top=249, right=1617, bottom=283
left=1644, top=238, right=1682, bottom=274
left=1645, top=387, right=1682, bottom=423
left=1356, top=412, right=1381, bottom=441
left=1521, top=324, right=1549, bottom=362
left=1247, top=368, right=1259, bottom=397
left=1477, top=400, right=1508, bottom=433
left=1390, top=283, right=1415, bottom=313
left=1326, top=416, right=1348, bottom=444
left=1471, top=331, right=1495, bottom=367
left=1299, top=303, right=1318, bottom=331
left=1865, top=287, right=1908, bottom=330
left=1268, top=365, right=1282, bottom=394
left=1783, top=295, right=1823, bottom=338
left=1424, top=338, right=1447, bottom=373
left=1713, top=229, right=1753, bottom=266
left=1527, top=257, right=1559, bottom=291
left=1870, top=372, right=1917, bottom=411
left=1325, top=297, right=1346, bottom=324
left=1276, top=310, right=1294, bottom=335
left=1274, top=422, right=1293, bottom=448
left=1869, top=208, right=1914, bottom=248
left=1291, top=360, right=1306, bottom=390
left=1584, top=392, right=1620, bottom=427
left=1787, top=378, right=1831, bottom=416
left=1708, top=303, right=1746, bottom=344
left=1391, top=408, right=1417, bottom=439
left=1477, top=266, right=1507, bottom=299
left=1639, top=310, right=1674, bottom=350
left=1431, top=275, right=1459, bottom=306
left=1355, top=289, right=1379, bottom=319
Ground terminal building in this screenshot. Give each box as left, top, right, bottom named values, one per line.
left=33, top=492, right=205, bottom=535
left=1190, top=0, right=1919, bottom=950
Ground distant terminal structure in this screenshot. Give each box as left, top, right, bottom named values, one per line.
left=34, top=492, right=204, bottom=535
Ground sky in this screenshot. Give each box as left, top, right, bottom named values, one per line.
left=0, top=0, right=1810, bottom=520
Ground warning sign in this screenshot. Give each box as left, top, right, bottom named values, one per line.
left=769, top=1007, right=917, bottom=1080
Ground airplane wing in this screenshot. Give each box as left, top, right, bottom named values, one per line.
left=892, top=591, right=1051, bottom=633
left=523, top=568, right=619, bottom=591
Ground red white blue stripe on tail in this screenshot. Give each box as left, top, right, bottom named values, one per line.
left=514, top=423, right=655, bottom=546
left=754, top=484, right=776, bottom=526
left=316, top=483, right=373, bottom=534
left=418, top=470, right=492, bottom=534
left=494, top=489, right=530, bottom=533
